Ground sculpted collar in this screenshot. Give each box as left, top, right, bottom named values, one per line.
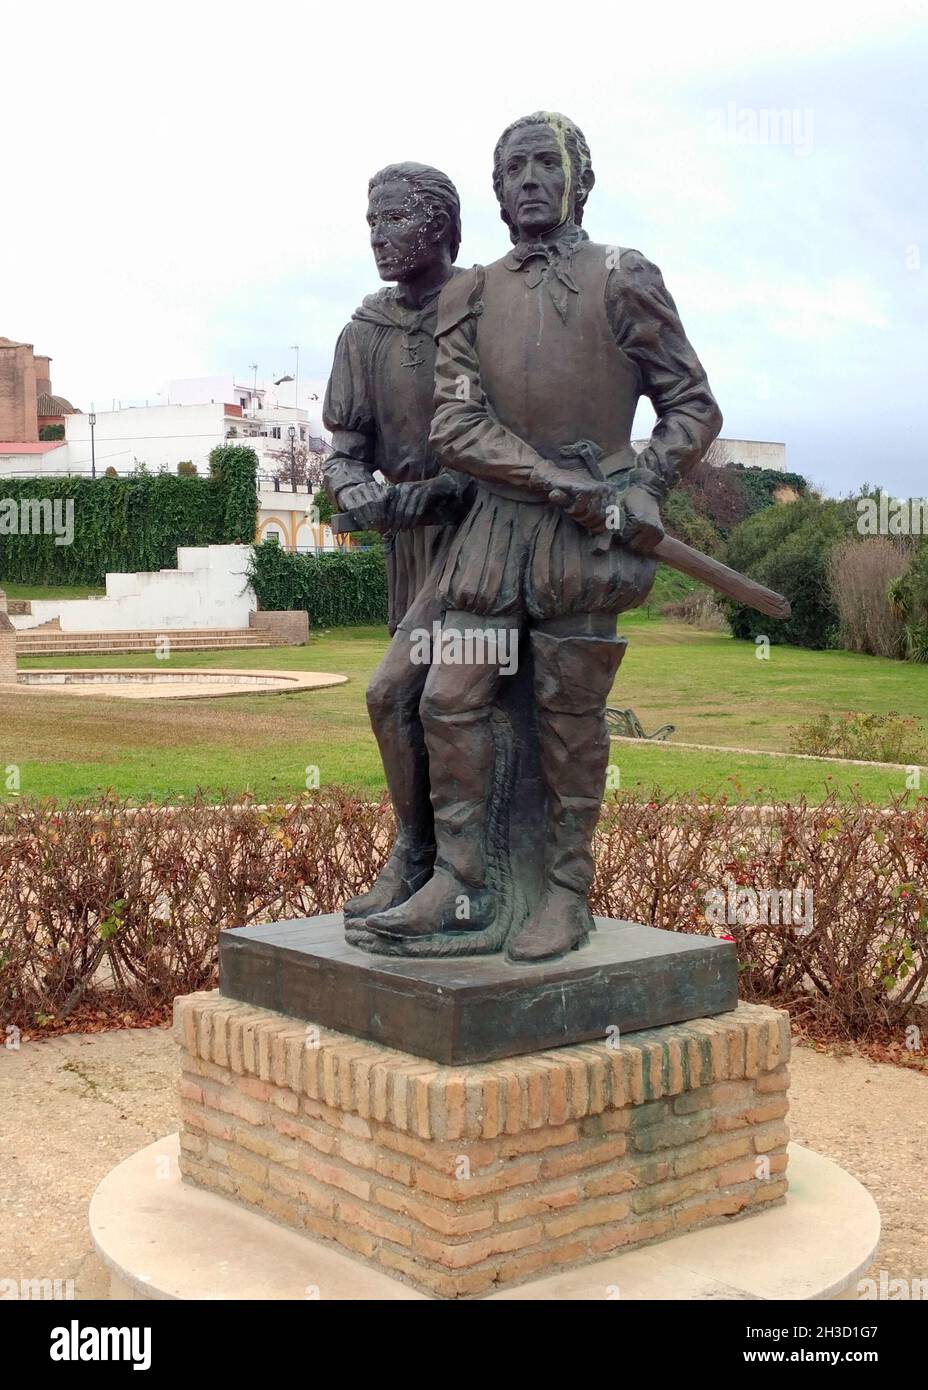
left=353, top=282, right=446, bottom=335
left=504, top=225, right=588, bottom=320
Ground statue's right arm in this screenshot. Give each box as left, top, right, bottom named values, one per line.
left=322, top=322, right=382, bottom=511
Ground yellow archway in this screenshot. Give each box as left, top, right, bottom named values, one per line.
left=256, top=515, right=295, bottom=546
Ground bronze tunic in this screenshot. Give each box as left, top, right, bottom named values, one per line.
left=323, top=281, right=463, bottom=632
left=476, top=239, right=640, bottom=464
left=430, top=230, right=723, bottom=620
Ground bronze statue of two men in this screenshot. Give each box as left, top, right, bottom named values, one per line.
left=324, top=112, right=723, bottom=965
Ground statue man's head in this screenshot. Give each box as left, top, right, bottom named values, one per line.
left=492, top=112, right=595, bottom=243
left=366, top=162, right=461, bottom=285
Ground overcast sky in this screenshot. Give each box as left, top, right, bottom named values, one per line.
left=5, top=0, right=925, bottom=494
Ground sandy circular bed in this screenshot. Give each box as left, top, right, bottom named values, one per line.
left=6, top=669, right=347, bottom=700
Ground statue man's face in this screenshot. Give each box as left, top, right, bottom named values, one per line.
left=499, top=123, right=570, bottom=240
left=367, top=180, right=442, bottom=284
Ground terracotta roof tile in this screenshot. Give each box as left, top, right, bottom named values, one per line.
left=37, top=392, right=78, bottom=415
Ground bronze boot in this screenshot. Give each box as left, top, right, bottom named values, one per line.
left=507, top=884, right=595, bottom=962
left=364, top=866, right=495, bottom=939
left=342, top=838, right=435, bottom=922
left=366, top=655, right=498, bottom=940
left=345, top=632, right=437, bottom=923
left=508, top=630, right=626, bottom=963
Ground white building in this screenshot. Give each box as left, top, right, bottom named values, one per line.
left=0, top=378, right=339, bottom=553
left=0, top=440, right=69, bottom=475
left=66, top=374, right=327, bottom=476
left=633, top=437, right=787, bottom=472
left=707, top=439, right=787, bottom=471
left=161, top=373, right=325, bottom=420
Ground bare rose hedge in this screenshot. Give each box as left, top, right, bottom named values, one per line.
left=1, top=791, right=925, bottom=1041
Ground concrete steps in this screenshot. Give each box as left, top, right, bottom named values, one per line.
left=16, top=627, right=287, bottom=657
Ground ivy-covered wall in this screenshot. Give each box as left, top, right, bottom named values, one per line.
left=249, top=539, right=388, bottom=627
left=207, top=445, right=261, bottom=545
left=0, top=447, right=258, bottom=585
left=734, top=464, right=808, bottom=513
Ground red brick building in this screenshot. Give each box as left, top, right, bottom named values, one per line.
left=0, top=336, right=77, bottom=442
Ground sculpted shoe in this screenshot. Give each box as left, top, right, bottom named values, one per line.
left=507, top=884, right=594, bottom=963
left=342, top=852, right=434, bottom=922
left=365, top=867, right=496, bottom=939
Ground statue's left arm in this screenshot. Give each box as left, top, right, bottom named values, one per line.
left=607, top=249, right=723, bottom=497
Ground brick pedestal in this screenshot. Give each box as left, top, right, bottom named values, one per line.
left=174, top=992, right=790, bottom=1299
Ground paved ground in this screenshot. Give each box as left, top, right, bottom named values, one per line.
left=0, top=1025, right=924, bottom=1300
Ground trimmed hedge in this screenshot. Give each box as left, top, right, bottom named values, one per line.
left=250, top=539, right=388, bottom=627
left=0, top=447, right=258, bottom=586
left=1, top=789, right=925, bottom=1046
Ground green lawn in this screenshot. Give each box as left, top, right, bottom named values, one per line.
left=1, top=581, right=105, bottom=601
left=4, top=611, right=926, bottom=804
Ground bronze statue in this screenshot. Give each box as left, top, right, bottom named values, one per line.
left=359, top=112, right=724, bottom=961
left=323, top=163, right=472, bottom=928
left=223, top=117, right=785, bottom=1069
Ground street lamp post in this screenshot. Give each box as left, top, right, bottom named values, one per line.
left=288, top=424, right=297, bottom=493
left=290, top=344, right=299, bottom=416
left=89, top=411, right=97, bottom=479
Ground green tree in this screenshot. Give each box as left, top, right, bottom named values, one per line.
left=663, top=489, right=723, bottom=555
left=889, top=538, right=928, bottom=661
left=723, top=496, right=856, bottom=649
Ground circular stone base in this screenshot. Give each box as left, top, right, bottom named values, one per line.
left=90, top=1137, right=879, bottom=1301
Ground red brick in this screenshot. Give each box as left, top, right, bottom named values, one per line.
left=583, top=1168, right=638, bottom=1199
left=497, top=1186, right=579, bottom=1222
left=297, top=1151, right=371, bottom=1201
left=375, top=1186, right=494, bottom=1237
left=267, top=1163, right=336, bottom=1216
left=497, top=1238, right=588, bottom=1284
left=755, top=1067, right=790, bottom=1094
left=545, top=1195, right=630, bottom=1238
left=415, top=1157, right=541, bottom=1202
left=747, top=1097, right=789, bottom=1125
left=338, top=1200, right=413, bottom=1248
left=540, top=1135, right=626, bottom=1178
left=413, top=1223, right=544, bottom=1270
left=752, top=1120, right=790, bottom=1154
left=500, top=1122, right=579, bottom=1155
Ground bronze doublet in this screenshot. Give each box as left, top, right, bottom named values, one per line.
left=475, top=240, right=641, bottom=469
left=438, top=242, right=656, bottom=621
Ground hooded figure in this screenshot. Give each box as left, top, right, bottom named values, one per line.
left=323, top=162, right=473, bottom=926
